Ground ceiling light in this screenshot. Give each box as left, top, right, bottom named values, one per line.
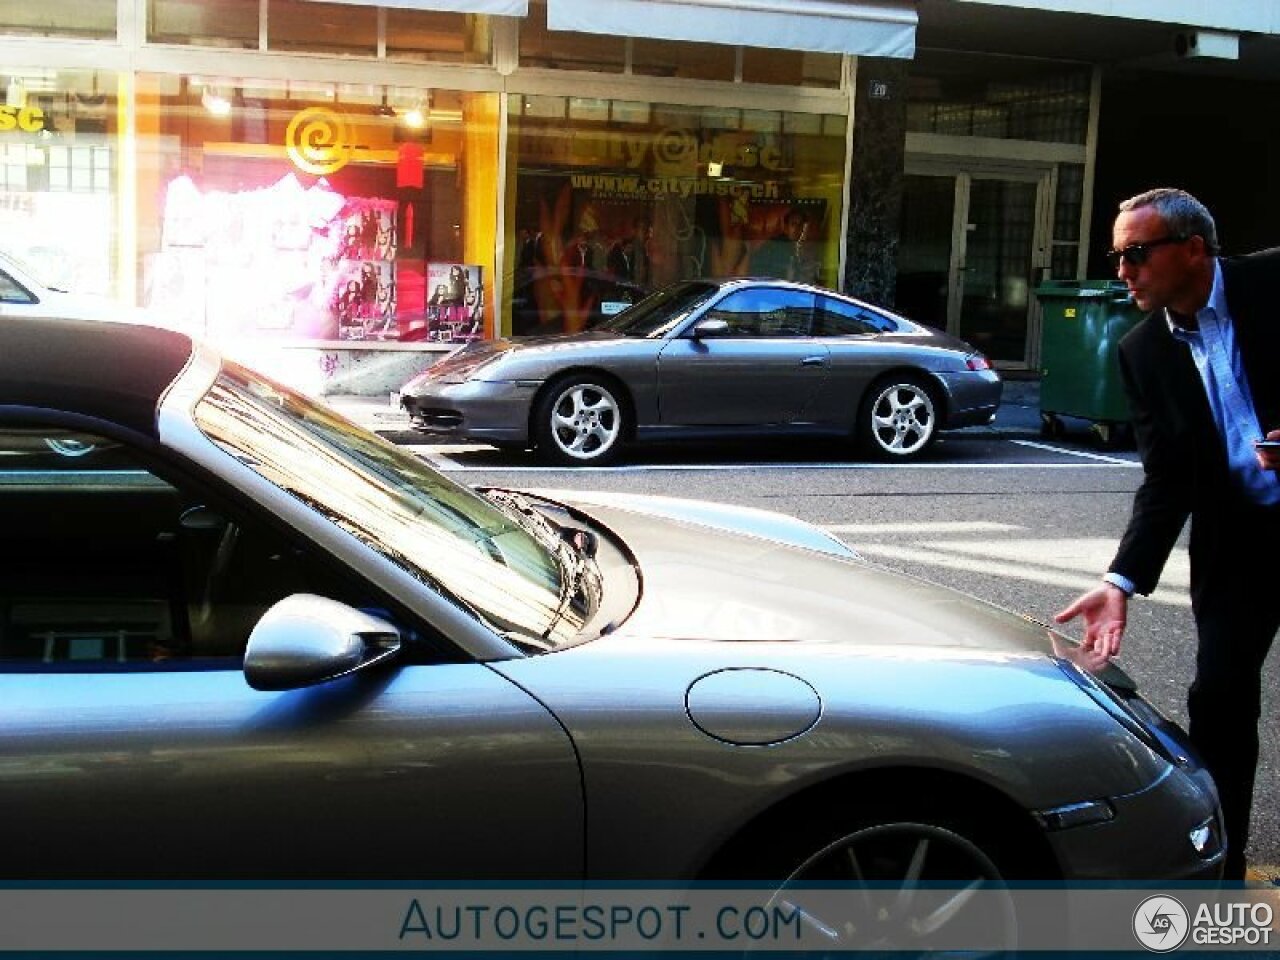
left=202, top=87, right=232, bottom=117
left=402, top=103, right=426, bottom=129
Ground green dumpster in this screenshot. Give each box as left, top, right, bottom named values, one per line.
left=1034, top=280, right=1144, bottom=445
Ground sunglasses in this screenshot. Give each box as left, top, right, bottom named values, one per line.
left=1106, top=235, right=1188, bottom=270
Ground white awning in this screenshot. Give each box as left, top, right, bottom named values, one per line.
left=310, top=0, right=528, bottom=14
left=546, top=0, right=916, bottom=58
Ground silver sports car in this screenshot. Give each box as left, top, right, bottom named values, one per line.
left=0, top=317, right=1221, bottom=940
left=400, top=279, right=1002, bottom=465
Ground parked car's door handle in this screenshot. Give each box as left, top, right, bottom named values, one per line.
left=801, top=356, right=828, bottom=366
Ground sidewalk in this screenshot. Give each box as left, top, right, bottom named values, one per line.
left=324, top=379, right=1046, bottom=440
left=972, top=377, right=1042, bottom=439
left=325, top=392, right=413, bottom=433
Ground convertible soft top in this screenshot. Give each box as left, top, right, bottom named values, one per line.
left=0, top=315, right=194, bottom=439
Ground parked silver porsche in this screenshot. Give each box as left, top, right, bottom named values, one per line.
left=0, top=316, right=1220, bottom=946
left=400, top=279, right=1002, bottom=465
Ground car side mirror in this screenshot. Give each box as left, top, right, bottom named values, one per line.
left=691, top=318, right=730, bottom=339
left=243, top=594, right=401, bottom=691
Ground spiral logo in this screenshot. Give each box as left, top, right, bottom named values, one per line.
left=286, top=107, right=352, bottom=176
left=1132, top=895, right=1189, bottom=952
left=653, top=127, right=697, bottom=167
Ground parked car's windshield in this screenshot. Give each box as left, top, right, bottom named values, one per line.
left=193, top=363, right=590, bottom=651
left=596, top=281, right=718, bottom=338
left=0, top=249, right=62, bottom=292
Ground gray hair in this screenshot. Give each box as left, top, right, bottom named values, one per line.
left=1119, top=188, right=1220, bottom=254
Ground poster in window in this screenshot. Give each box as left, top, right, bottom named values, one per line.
left=426, top=263, right=483, bottom=343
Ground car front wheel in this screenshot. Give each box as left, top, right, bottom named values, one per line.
left=858, top=376, right=938, bottom=460
left=534, top=376, right=627, bottom=466
left=765, top=820, right=1019, bottom=953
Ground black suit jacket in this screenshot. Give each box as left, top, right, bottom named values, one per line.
left=1109, top=248, right=1280, bottom=597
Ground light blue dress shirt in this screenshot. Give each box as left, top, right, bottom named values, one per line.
left=1105, top=260, right=1279, bottom=597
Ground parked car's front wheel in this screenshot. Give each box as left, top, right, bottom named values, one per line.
left=858, top=375, right=938, bottom=460
left=764, top=819, right=1019, bottom=952
left=534, top=374, right=627, bottom=466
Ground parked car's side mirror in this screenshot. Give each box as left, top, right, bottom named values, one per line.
left=243, top=594, right=401, bottom=691
left=691, top=317, right=730, bottom=339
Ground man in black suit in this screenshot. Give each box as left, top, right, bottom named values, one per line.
left=1056, top=188, right=1280, bottom=881
left=1054, top=185, right=1274, bottom=880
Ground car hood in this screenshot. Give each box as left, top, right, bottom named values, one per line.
left=534, top=488, right=1112, bottom=671
left=409, top=332, right=626, bottom=385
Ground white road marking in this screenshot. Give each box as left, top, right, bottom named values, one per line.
left=824, top=521, right=1021, bottom=535
left=1010, top=439, right=1139, bottom=465
left=413, top=458, right=1143, bottom=474
left=845, top=541, right=1190, bottom=607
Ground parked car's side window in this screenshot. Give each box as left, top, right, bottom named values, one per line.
left=0, top=426, right=384, bottom=670
left=703, top=288, right=814, bottom=337
left=813, top=295, right=900, bottom=336
left=0, top=269, right=36, bottom=304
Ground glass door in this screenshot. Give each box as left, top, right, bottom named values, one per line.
left=897, top=165, right=1050, bottom=369
left=958, top=175, right=1046, bottom=367
left=895, top=174, right=955, bottom=332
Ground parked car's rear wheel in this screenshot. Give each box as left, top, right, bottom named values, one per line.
left=534, top=375, right=627, bottom=466
left=858, top=375, right=938, bottom=460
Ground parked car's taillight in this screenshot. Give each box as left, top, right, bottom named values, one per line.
left=965, top=353, right=992, bottom=371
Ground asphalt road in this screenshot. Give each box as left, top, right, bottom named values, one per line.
left=351, top=400, right=1277, bottom=876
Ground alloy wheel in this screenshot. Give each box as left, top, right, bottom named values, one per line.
left=766, top=822, right=1017, bottom=955
left=868, top=381, right=936, bottom=456
left=547, top=381, right=622, bottom=462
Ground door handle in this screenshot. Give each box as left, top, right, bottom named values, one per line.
left=801, top=356, right=827, bottom=366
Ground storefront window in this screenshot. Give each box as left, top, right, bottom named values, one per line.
left=742, top=48, right=842, bottom=89
left=149, top=0, right=259, bottom=48
left=631, top=38, right=736, bottom=82
left=519, top=0, right=625, bottom=72
left=0, top=0, right=114, bottom=39
left=387, top=8, right=490, bottom=63
left=267, top=0, right=377, bottom=55
left=907, top=52, right=1090, bottom=145
left=135, top=75, right=499, bottom=353
left=0, top=70, right=118, bottom=296
left=147, top=0, right=488, bottom=62
left=1050, top=163, right=1085, bottom=278
left=505, top=95, right=846, bottom=335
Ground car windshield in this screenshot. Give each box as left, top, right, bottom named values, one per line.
left=0, top=250, right=62, bottom=292
left=192, top=362, right=593, bottom=651
left=596, top=281, right=718, bottom=338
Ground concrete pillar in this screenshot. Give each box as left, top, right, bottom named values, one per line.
left=844, top=58, right=908, bottom=309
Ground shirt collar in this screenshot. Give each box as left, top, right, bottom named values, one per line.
left=1165, top=258, right=1224, bottom=336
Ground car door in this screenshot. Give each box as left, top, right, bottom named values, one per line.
left=655, top=287, right=828, bottom=426
left=806, top=293, right=907, bottom=425
left=0, top=423, right=584, bottom=881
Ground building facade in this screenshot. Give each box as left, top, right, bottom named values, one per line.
left=1, top=0, right=1276, bottom=393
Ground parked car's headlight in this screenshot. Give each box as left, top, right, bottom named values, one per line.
left=404, top=352, right=503, bottom=389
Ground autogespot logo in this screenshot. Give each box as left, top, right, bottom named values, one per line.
left=1133, top=895, right=1190, bottom=952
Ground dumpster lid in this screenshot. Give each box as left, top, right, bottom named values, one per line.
left=1034, top=280, right=1129, bottom=299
